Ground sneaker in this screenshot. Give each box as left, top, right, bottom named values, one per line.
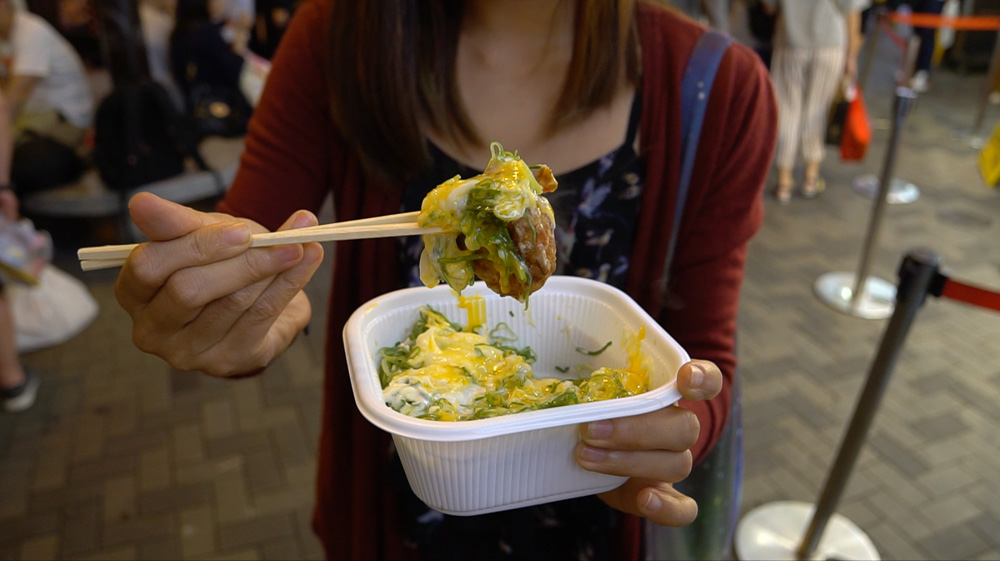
left=1, top=368, right=39, bottom=413
left=909, top=70, right=929, bottom=93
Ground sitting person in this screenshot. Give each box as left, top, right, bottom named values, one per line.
left=0, top=0, right=93, bottom=195
left=170, top=0, right=252, bottom=138
left=0, top=88, right=37, bottom=413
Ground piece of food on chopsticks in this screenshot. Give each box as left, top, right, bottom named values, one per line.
left=418, top=142, right=558, bottom=303
left=378, top=306, right=649, bottom=421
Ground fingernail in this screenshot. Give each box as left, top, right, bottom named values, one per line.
left=643, top=492, right=663, bottom=513
left=690, top=364, right=705, bottom=388
left=580, top=445, right=607, bottom=463
left=291, top=211, right=315, bottom=229
left=587, top=421, right=613, bottom=440
left=222, top=224, right=249, bottom=245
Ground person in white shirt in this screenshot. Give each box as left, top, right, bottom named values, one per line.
left=0, top=0, right=93, bottom=147
left=762, top=0, right=869, bottom=203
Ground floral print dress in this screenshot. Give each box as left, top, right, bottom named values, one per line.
left=391, top=95, right=648, bottom=560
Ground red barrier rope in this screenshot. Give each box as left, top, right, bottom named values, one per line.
left=938, top=277, right=1000, bottom=313
left=879, top=17, right=909, bottom=51
left=887, top=12, right=1000, bottom=31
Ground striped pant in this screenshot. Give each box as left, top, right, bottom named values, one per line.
left=770, top=46, right=846, bottom=169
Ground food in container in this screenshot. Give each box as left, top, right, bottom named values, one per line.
left=344, top=277, right=689, bottom=515
left=379, top=305, right=650, bottom=422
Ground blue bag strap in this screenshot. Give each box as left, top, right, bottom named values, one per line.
left=661, top=30, right=733, bottom=300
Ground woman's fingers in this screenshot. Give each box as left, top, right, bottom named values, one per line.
left=180, top=211, right=320, bottom=339
left=117, top=221, right=254, bottom=313
left=576, top=443, right=692, bottom=482
left=598, top=479, right=698, bottom=527
left=133, top=242, right=305, bottom=339
left=117, top=194, right=261, bottom=312
left=579, top=406, right=701, bottom=453
left=158, top=244, right=322, bottom=377
left=204, top=243, right=323, bottom=373
left=576, top=407, right=697, bottom=482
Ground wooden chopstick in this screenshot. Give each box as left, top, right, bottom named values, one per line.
left=77, top=211, right=440, bottom=271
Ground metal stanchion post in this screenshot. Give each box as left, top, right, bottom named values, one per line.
left=852, top=13, right=920, bottom=205
left=816, top=87, right=918, bottom=319
left=735, top=248, right=942, bottom=561
left=858, top=8, right=883, bottom=94
left=967, top=29, right=1000, bottom=148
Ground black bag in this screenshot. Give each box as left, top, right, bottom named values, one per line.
left=93, top=81, right=203, bottom=191
left=188, top=84, right=252, bottom=140
left=825, top=85, right=850, bottom=146
left=747, top=0, right=777, bottom=43
left=11, top=132, right=87, bottom=195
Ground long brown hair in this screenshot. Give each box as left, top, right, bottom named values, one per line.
left=326, top=0, right=640, bottom=181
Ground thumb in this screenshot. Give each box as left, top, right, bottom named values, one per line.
left=128, top=192, right=229, bottom=242
left=677, top=361, right=722, bottom=402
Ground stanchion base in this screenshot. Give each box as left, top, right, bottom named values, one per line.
left=734, top=501, right=880, bottom=561
left=852, top=174, right=920, bottom=204
left=814, top=272, right=896, bottom=319
left=948, top=130, right=986, bottom=150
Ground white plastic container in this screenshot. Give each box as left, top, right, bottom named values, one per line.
left=343, top=276, right=689, bottom=516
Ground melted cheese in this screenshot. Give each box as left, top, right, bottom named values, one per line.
left=457, top=294, right=486, bottom=332
left=380, top=306, right=650, bottom=421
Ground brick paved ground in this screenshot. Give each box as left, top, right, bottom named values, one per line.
left=1, top=28, right=999, bottom=561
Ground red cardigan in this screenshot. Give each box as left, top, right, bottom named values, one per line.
left=218, top=1, right=777, bottom=559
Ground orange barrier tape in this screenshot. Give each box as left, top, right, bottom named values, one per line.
left=939, top=278, right=1000, bottom=313
left=887, top=12, right=1000, bottom=31
left=879, top=17, right=909, bottom=50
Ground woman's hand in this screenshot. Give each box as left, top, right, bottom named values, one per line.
left=575, top=360, right=724, bottom=526
left=114, top=193, right=324, bottom=378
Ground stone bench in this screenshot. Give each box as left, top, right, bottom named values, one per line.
left=21, top=137, right=245, bottom=241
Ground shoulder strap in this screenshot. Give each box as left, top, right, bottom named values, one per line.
left=661, top=29, right=733, bottom=301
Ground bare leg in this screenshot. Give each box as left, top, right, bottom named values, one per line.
left=802, top=160, right=825, bottom=197
left=0, top=291, right=25, bottom=390
left=776, top=167, right=795, bottom=204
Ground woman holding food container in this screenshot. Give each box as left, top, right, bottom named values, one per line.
left=111, top=0, right=776, bottom=559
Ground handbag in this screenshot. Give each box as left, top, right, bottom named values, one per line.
left=825, top=81, right=849, bottom=146
left=840, top=82, right=871, bottom=161
left=6, top=264, right=99, bottom=353
left=645, top=29, right=745, bottom=561
left=189, top=83, right=253, bottom=139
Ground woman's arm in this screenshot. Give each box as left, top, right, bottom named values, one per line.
left=845, top=10, right=863, bottom=80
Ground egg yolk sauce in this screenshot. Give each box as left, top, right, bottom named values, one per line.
left=378, top=306, right=649, bottom=421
